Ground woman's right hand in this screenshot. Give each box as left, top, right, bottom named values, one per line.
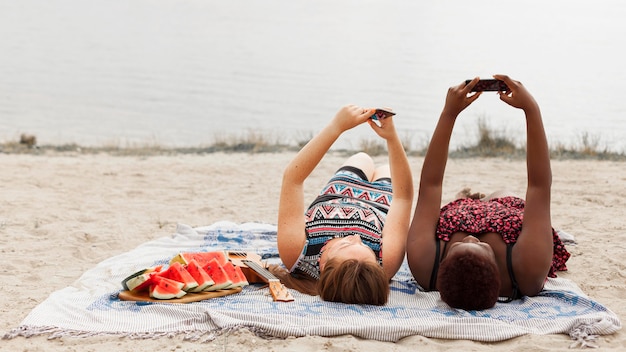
left=330, top=104, right=373, bottom=133
left=441, top=77, right=482, bottom=117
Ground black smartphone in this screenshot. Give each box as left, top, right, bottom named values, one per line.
left=371, top=109, right=396, bottom=120
left=465, top=79, right=509, bottom=92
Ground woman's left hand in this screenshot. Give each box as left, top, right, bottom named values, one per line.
left=368, top=110, right=399, bottom=141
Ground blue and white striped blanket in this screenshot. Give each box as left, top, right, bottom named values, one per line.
left=5, top=221, right=621, bottom=347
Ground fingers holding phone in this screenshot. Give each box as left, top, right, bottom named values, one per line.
left=368, top=108, right=399, bottom=139
left=443, top=78, right=482, bottom=116
left=369, top=108, right=396, bottom=127
left=332, top=105, right=373, bottom=132
left=492, top=75, right=539, bottom=112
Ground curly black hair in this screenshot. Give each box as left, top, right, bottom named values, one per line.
left=436, top=250, right=501, bottom=310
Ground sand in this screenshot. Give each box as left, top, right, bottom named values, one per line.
left=0, top=152, right=624, bottom=351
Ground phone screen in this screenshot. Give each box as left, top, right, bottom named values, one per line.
left=371, top=109, right=396, bottom=120
left=465, top=79, right=509, bottom=92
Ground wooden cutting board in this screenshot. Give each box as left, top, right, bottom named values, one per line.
left=118, top=287, right=242, bottom=303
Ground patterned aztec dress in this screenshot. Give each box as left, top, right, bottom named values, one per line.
left=436, top=196, right=570, bottom=278
left=289, top=169, right=393, bottom=280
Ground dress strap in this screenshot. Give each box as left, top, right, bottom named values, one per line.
left=429, top=240, right=442, bottom=290
left=498, top=243, right=521, bottom=303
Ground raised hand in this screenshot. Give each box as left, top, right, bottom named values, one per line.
left=442, top=77, right=482, bottom=118
left=330, top=104, right=373, bottom=133
left=494, top=74, right=539, bottom=112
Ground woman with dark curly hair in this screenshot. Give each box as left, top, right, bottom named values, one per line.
left=406, top=75, right=570, bottom=310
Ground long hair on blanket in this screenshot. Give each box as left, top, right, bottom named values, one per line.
left=436, top=249, right=501, bottom=310
left=269, top=258, right=389, bottom=305
left=269, top=265, right=318, bottom=296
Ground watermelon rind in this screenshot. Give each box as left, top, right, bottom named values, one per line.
left=121, top=266, right=162, bottom=291
left=233, top=265, right=250, bottom=287
left=149, top=276, right=186, bottom=299
left=124, top=272, right=154, bottom=292
left=157, top=262, right=199, bottom=291
left=185, top=259, right=215, bottom=293
left=220, top=261, right=249, bottom=288
left=121, top=269, right=148, bottom=291
left=202, top=258, right=233, bottom=291
left=170, top=251, right=229, bottom=267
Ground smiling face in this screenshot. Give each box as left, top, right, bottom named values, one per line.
left=319, top=235, right=377, bottom=272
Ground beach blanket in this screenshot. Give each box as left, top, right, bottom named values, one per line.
left=4, top=221, right=621, bottom=348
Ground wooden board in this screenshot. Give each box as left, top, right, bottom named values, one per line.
left=118, top=287, right=242, bottom=304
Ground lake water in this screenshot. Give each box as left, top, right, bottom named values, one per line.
left=1, top=0, right=625, bottom=152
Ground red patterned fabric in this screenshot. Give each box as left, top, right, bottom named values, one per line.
left=436, top=196, right=570, bottom=277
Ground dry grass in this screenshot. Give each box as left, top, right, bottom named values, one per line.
left=2, top=122, right=625, bottom=160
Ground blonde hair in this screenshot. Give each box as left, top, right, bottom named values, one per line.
left=318, top=258, right=389, bottom=305
left=270, top=258, right=389, bottom=305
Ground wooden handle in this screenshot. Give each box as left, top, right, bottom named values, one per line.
left=269, top=280, right=294, bottom=302
left=228, top=251, right=295, bottom=303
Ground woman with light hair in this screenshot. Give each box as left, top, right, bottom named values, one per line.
left=272, top=105, right=413, bottom=305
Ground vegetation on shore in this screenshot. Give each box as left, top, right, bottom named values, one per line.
left=2, top=121, right=625, bottom=161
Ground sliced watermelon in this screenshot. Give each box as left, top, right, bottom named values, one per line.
left=202, top=258, right=233, bottom=291
left=184, top=259, right=215, bottom=292
left=121, top=265, right=163, bottom=291
left=220, top=261, right=249, bottom=288
left=149, top=276, right=186, bottom=299
left=156, top=262, right=199, bottom=291
left=233, top=266, right=250, bottom=287
left=170, top=251, right=229, bottom=267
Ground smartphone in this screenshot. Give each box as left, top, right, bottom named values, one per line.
left=371, top=109, right=396, bottom=120
left=465, top=79, right=509, bottom=92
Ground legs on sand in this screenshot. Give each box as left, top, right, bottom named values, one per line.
left=454, top=188, right=521, bottom=201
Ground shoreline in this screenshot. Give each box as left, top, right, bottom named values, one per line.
left=2, top=141, right=626, bottom=161
left=5, top=119, right=626, bottom=160
left=0, top=152, right=623, bottom=351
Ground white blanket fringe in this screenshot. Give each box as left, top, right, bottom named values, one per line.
left=568, top=319, right=619, bottom=349
left=2, top=325, right=225, bottom=342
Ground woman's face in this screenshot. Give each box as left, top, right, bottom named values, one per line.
left=447, top=235, right=496, bottom=260
left=319, top=235, right=376, bottom=272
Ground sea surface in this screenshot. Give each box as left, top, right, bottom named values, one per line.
left=1, top=0, right=625, bottom=151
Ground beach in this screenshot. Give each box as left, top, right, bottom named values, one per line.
left=1, top=151, right=624, bottom=351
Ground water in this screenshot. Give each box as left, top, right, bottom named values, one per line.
left=1, top=0, right=625, bottom=152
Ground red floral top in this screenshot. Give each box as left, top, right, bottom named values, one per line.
left=436, top=196, right=570, bottom=277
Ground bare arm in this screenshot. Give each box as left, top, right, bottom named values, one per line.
left=406, top=78, right=482, bottom=289
left=368, top=116, right=414, bottom=280
left=496, top=75, right=553, bottom=295
left=276, top=105, right=373, bottom=269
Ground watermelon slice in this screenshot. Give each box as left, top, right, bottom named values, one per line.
left=156, top=262, right=199, bottom=291
left=149, top=276, right=186, bottom=299
left=202, top=258, right=233, bottom=291
left=121, top=265, right=162, bottom=291
left=170, top=251, right=229, bottom=267
left=220, top=261, right=249, bottom=288
left=233, top=266, right=250, bottom=287
left=184, top=259, right=215, bottom=292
